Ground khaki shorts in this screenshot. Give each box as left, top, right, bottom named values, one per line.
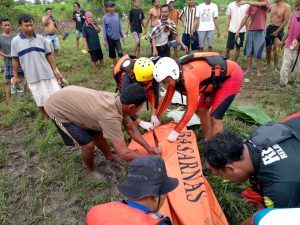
left=132, top=32, right=141, bottom=44
left=28, top=78, right=61, bottom=107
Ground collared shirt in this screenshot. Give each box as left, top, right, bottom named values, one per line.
left=179, top=6, right=197, bottom=34
left=11, top=32, right=54, bottom=84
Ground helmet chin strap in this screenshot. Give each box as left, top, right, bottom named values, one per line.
left=153, top=194, right=161, bottom=213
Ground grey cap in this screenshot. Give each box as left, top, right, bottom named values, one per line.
left=117, top=155, right=179, bottom=199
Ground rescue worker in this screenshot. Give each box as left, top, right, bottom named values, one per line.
left=86, top=155, right=178, bottom=225
left=153, top=52, right=243, bottom=141
left=202, top=112, right=300, bottom=225
left=113, top=54, right=161, bottom=130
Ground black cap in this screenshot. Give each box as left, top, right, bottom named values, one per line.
left=117, top=156, right=179, bottom=199
left=106, top=1, right=115, bottom=7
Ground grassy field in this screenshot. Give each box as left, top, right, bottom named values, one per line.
left=15, top=3, right=75, bottom=21
left=0, top=6, right=300, bottom=225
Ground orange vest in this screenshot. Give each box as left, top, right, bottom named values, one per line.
left=86, top=201, right=171, bottom=225
left=179, top=52, right=237, bottom=93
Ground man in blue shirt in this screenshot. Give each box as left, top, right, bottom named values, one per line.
left=86, top=155, right=178, bottom=225
left=102, top=1, right=124, bottom=66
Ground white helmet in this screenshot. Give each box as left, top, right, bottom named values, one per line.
left=153, top=57, right=180, bottom=82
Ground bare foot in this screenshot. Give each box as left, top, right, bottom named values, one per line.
left=243, top=70, right=252, bottom=76
left=257, top=72, right=263, bottom=77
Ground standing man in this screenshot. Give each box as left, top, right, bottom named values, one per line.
left=279, top=0, right=300, bottom=87
left=126, top=0, right=145, bottom=57
left=224, top=0, right=249, bottom=61
left=12, top=14, right=61, bottom=118
left=195, top=0, right=221, bottom=52
left=202, top=112, right=300, bottom=224
left=102, top=1, right=124, bottom=66
left=179, top=0, right=200, bottom=53
left=42, top=8, right=67, bottom=56
left=266, top=0, right=291, bottom=71
left=0, top=18, right=25, bottom=100
left=45, top=84, right=162, bottom=176
left=82, top=12, right=104, bottom=68
left=151, top=4, right=188, bottom=58
left=236, top=0, right=270, bottom=77
left=72, top=2, right=85, bottom=50
left=143, top=0, right=161, bottom=37
left=168, top=0, right=180, bottom=58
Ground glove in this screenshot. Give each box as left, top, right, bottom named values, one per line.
left=167, top=130, right=179, bottom=142
left=139, top=120, right=154, bottom=131
left=151, top=115, right=161, bottom=127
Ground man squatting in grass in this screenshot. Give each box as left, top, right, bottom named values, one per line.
left=44, top=84, right=162, bottom=177
left=11, top=14, right=62, bottom=119
left=126, top=0, right=146, bottom=58
left=0, top=18, right=26, bottom=100
left=82, top=12, right=104, bottom=68
left=86, top=156, right=178, bottom=225
left=202, top=112, right=300, bottom=225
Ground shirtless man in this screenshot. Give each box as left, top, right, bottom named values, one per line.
left=266, top=0, right=291, bottom=71
left=42, top=8, right=66, bottom=55
left=143, top=0, right=161, bottom=37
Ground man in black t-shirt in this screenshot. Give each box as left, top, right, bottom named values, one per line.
left=202, top=112, right=300, bottom=223
left=72, top=2, right=85, bottom=49
left=126, top=0, right=145, bottom=57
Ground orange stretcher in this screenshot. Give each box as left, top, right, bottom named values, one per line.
left=129, top=122, right=228, bottom=225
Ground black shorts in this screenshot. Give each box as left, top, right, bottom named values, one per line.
left=156, top=44, right=170, bottom=57
left=182, top=32, right=200, bottom=51
left=51, top=119, right=100, bottom=146
left=90, top=48, right=103, bottom=62
left=107, top=36, right=123, bottom=59
left=265, top=25, right=284, bottom=46
left=226, top=31, right=245, bottom=50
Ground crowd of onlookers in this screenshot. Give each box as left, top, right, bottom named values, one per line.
left=1, top=0, right=299, bottom=105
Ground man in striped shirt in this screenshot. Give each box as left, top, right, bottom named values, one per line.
left=179, top=0, right=200, bottom=52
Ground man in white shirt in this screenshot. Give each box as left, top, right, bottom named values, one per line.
left=224, top=0, right=249, bottom=61
left=194, top=0, right=220, bottom=52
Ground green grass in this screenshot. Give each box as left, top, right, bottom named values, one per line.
left=0, top=12, right=299, bottom=225
left=15, top=3, right=74, bottom=21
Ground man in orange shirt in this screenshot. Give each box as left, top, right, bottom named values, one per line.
left=168, top=0, right=180, bottom=58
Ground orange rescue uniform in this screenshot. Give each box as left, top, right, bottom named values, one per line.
left=157, top=53, right=243, bottom=133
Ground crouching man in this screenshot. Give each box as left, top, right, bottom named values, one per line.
left=202, top=112, right=300, bottom=224
left=86, top=155, right=178, bottom=225
left=44, top=84, right=161, bottom=176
